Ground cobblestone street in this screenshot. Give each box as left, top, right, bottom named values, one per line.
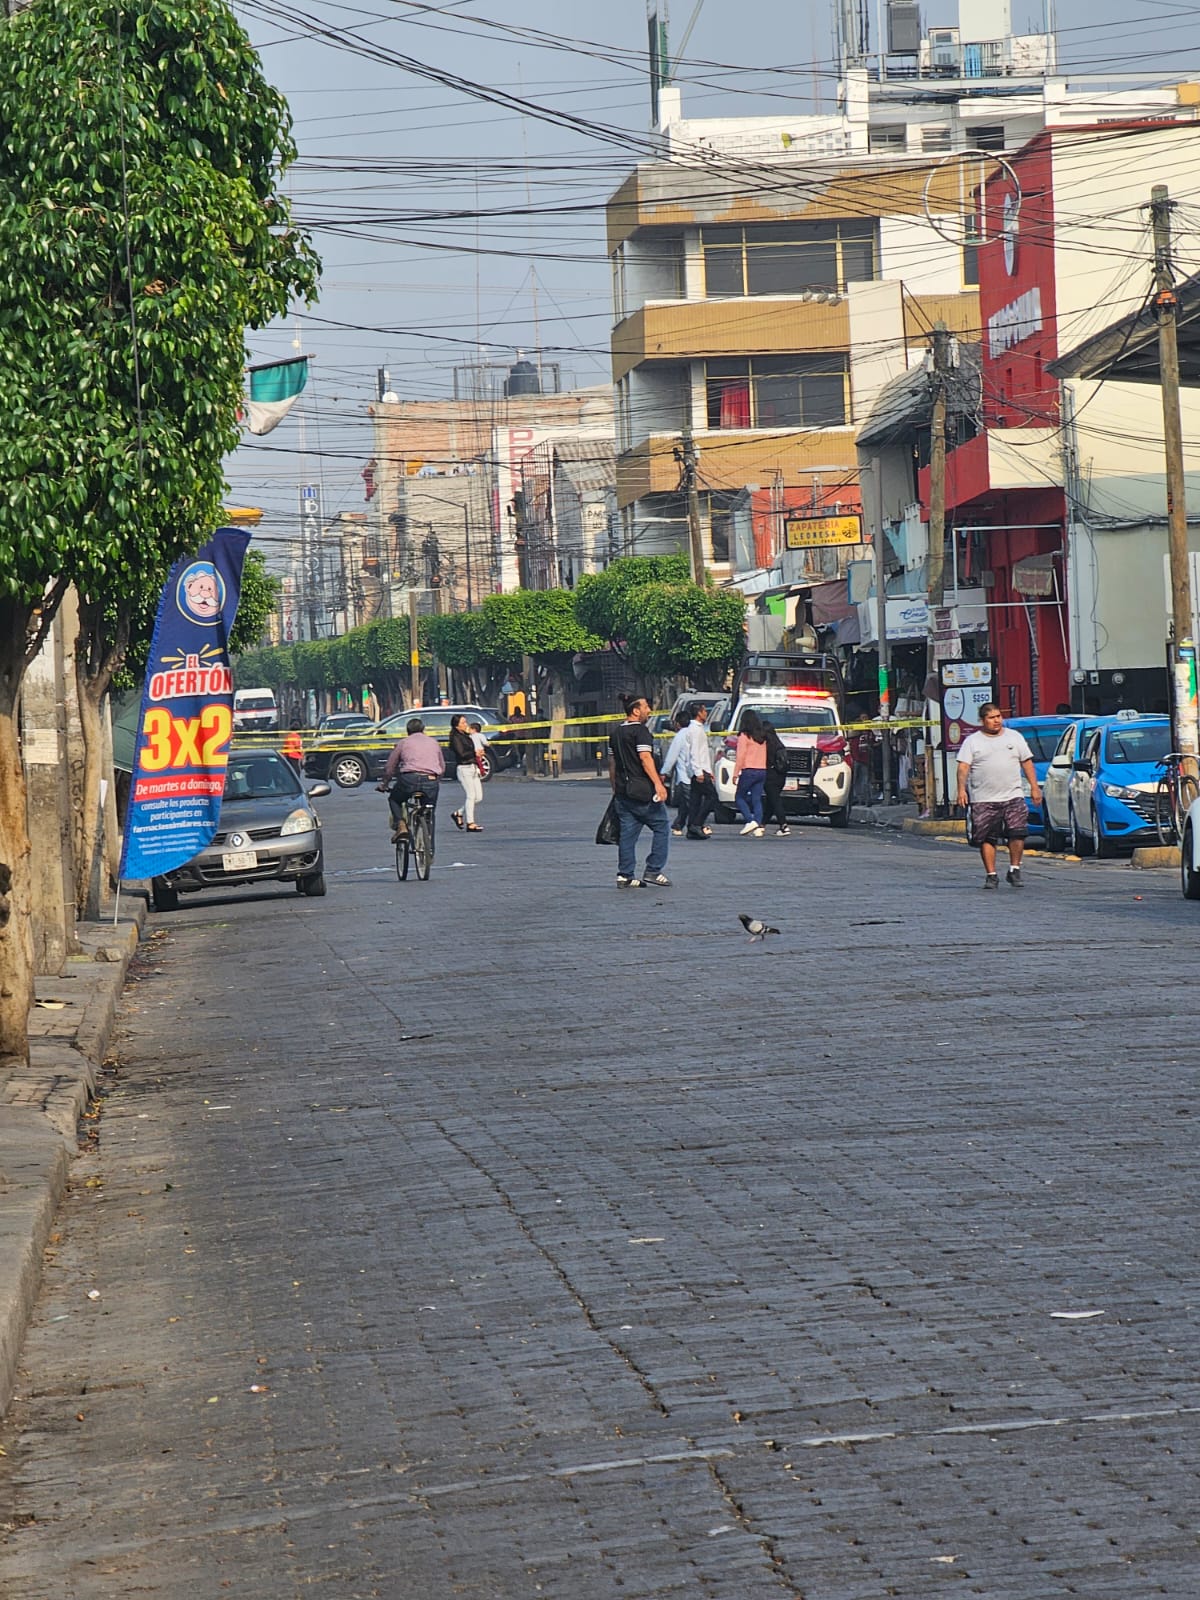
left=1, top=778, right=1197, bottom=1599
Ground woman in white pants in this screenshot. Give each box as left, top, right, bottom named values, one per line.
left=449, top=714, right=484, bottom=831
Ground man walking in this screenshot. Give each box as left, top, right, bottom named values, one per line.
left=683, top=702, right=717, bottom=839
left=956, top=703, right=1041, bottom=889
left=608, top=694, right=670, bottom=888
left=660, top=710, right=693, bottom=837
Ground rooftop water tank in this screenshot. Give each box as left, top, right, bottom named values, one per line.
left=504, top=358, right=541, bottom=397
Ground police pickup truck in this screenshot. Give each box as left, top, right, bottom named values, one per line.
left=708, top=686, right=852, bottom=827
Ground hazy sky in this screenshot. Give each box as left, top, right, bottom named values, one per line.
left=228, top=0, right=1200, bottom=539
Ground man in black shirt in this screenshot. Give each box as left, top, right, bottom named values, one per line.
left=608, top=694, right=671, bottom=888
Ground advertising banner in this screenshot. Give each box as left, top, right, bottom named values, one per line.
left=119, top=528, right=251, bottom=883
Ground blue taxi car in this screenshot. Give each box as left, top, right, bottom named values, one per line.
left=1068, top=713, right=1171, bottom=857
left=1004, top=715, right=1077, bottom=838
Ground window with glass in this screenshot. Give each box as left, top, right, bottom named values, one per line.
left=705, top=355, right=849, bottom=430
left=701, top=221, right=877, bottom=297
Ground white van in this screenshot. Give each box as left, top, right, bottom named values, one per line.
left=233, top=687, right=279, bottom=733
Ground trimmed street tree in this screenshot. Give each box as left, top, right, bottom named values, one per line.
left=573, top=554, right=692, bottom=649
left=618, top=583, right=747, bottom=687
left=0, top=0, right=317, bottom=1058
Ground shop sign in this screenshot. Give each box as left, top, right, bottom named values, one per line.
left=784, top=513, right=863, bottom=550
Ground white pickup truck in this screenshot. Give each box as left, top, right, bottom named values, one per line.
left=709, top=689, right=852, bottom=828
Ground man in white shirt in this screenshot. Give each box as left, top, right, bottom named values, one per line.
left=956, top=703, right=1041, bottom=889
left=660, top=714, right=694, bottom=836
left=683, top=703, right=716, bottom=839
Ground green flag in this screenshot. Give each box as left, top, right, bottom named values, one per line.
left=245, top=356, right=308, bottom=435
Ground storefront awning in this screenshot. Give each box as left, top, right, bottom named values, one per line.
left=1011, top=554, right=1056, bottom=597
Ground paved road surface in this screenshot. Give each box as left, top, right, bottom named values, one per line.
left=2, top=780, right=1197, bottom=1598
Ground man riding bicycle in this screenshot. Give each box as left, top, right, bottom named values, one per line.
left=378, top=717, right=445, bottom=841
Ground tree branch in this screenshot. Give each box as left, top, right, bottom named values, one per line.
left=22, top=576, right=70, bottom=669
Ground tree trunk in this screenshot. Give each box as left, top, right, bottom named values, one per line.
left=0, top=604, right=35, bottom=1064
left=74, top=599, right=128, bottom=920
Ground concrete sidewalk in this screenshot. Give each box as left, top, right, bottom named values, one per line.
left=0, top=902, right=145, bottom=1417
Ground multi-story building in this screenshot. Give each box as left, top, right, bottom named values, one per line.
left=367, top=364, right=612, bottom=610
left=856, top=116, right=1200, bottom=720
left=609, top=1, right=1199, bottom=582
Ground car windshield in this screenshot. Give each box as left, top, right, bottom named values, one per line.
left=1104, top=724, right=1171, bottom=765
left=223, top=756, right=301, bottom=800
left=742, top=701, right=837, bottom=732
left=1015, top=722, right=1073, bottom=761
left=237, top=693, right=274, bottom=708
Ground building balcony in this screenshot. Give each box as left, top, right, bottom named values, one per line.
left=613, top=298, right=850, bottom=383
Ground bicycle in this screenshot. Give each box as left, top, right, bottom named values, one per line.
left=1154, top=751, right=1200, bottom=845
left=390, top=786, right=435, bottom=881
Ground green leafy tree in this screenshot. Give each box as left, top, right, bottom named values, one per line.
left=0, top=0, right=317, bottom=1056
left=475, top=590, right=603, bottom=662
left=574, top=555, right=691, bottom=646
left=420, top=612, right=490, bottom=671
left=618, top=583, right=746, bottom=685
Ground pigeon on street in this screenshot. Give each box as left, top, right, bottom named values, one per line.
left=738, top=913, right=780, bottom=942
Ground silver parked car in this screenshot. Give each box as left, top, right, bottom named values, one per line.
left=151, top=751, right=331, bottom=911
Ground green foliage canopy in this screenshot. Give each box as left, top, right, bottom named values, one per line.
left=618, top=583, right=746, bottom=681
left=0, top=0, right=318, bottom=610
left=573, top=555, right=691, bottom=644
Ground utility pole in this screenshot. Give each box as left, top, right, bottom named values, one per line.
left=408, top=589, right=420, bottom=707
left=926, top=322, right=952, bottom=609
left=1150, top=185, right=1199, bottom=767
left=925, top=322, right=954, bottom=815
left=867, top=463, right=893, bottom=805
left=464, top=505, right=474, bottom=610
left=678, top=426, right=706, bottom=583
left=512, top=491, right=530, bottom=590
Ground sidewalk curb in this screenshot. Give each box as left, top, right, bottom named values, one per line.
left=0, top=901, right=145, bottom=1419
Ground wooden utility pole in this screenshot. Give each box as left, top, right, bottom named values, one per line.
left=926, top=322, right=951, bottom=609
left=679, top=427, right=707, bottom=583
left=407, top=588, right=420, bottom=707
left=1150, top=185, right=1199, bottom=765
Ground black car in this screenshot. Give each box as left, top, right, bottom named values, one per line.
left=305, top=704, right=517, bottom=788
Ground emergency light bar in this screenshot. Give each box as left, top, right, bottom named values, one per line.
left=750, top=686, right=836, bottom=703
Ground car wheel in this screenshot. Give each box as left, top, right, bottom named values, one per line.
left=477, top=749, right=494, bottom=782
left=332, top=754, right=366, bottom=788
left=1092, top=804, right=1117, bottom=859
left=828, top=805, right=850, bottom=829
left=1070, top=806, right=1093, bottom=857
left=1182, top=824, right=1200, bottom=899
left=299, top=870, right=326, bottom=897
left=151, top=877, right=179, bottom=912
left=1043, top=811, right=1066, bottom=852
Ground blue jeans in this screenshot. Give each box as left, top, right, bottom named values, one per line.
left=735, top=770, right=766, bottom=825
left=615, top=795, right=670, bottom=878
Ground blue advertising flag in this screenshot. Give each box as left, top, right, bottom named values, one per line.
left=119, top=528, right=252, bottom=883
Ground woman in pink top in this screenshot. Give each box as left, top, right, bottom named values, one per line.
left=733, top=710, right=768, bottom=836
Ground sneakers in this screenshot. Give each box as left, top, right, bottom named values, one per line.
left=671, top=827, right=684, bottom=837
left=1006, top=866, right=1024, bottom=889
left=642, top=872, right=672, bottom=887
left=739, top=820, right=758, bottom=835
left=776, top=826, right=791, bottom=836
left=983, top=873, right=999, bottom=890
left=753, top=826, right=765, bottom=838
left=616, top=875, right=644, bottom=889
left=685, top=830, right=709, bottom=840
